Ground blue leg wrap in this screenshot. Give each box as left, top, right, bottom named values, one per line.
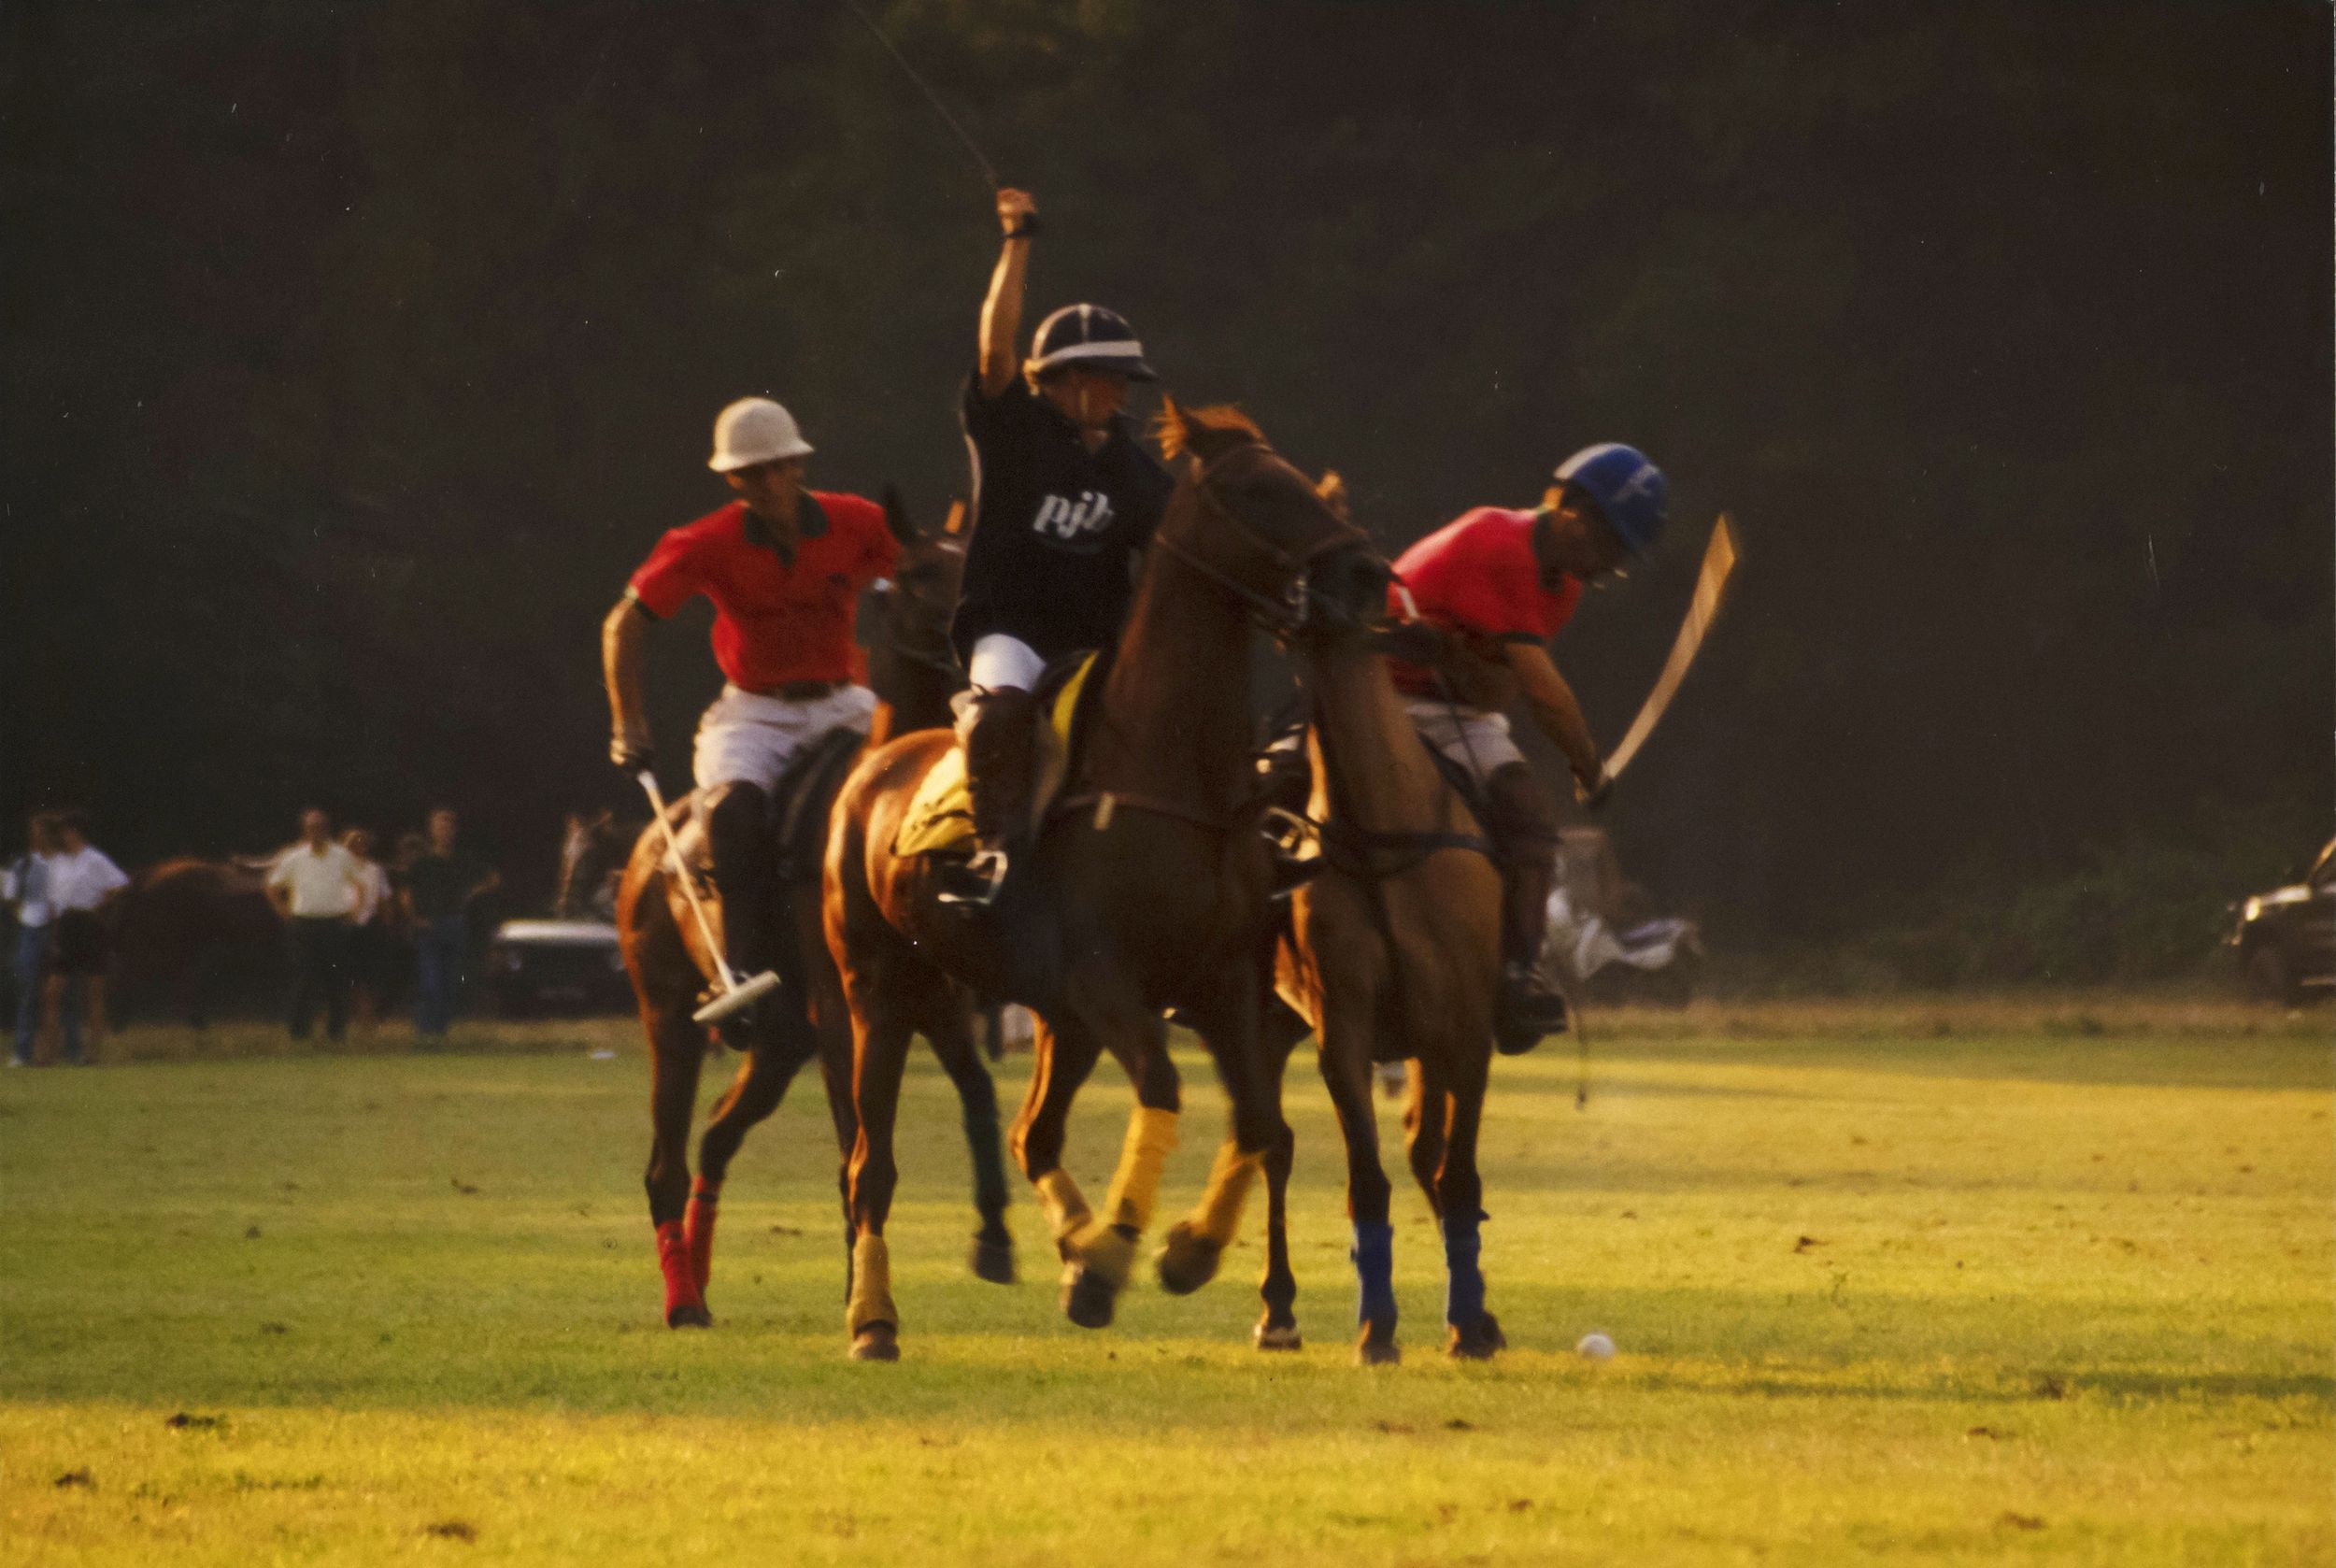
left=1351, top=1220, right=1396, bottom=1329
left=1443, top=1213, right=1485, bottom=1328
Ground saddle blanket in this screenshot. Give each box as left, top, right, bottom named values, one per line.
left=893, top=652, right=1098, bottom=858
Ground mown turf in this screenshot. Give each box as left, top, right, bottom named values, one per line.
left=3, top=1000, right=2329, bottom=1564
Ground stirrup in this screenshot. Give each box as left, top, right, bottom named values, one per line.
left=1495, top=963, right=1570, bottom=1056
left=937, top=848, right=1010, bottom=908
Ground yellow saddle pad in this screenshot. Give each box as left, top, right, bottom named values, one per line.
left=893, top=653, right=1098, bottom=858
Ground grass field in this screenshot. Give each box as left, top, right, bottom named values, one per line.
left=3, top=998, right=2330, bottom=1564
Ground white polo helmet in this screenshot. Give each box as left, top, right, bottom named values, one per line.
left=708, top=397, right=814, bottom=472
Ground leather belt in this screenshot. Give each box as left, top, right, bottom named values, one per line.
left=760, top=679, right=839, bottom=702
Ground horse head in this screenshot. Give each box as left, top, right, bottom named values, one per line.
left=1153, top=400, right=1382, bottom=637
left=863, top=487, right=967, bottom=725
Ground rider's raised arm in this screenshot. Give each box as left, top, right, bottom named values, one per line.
left=603, top=594, right=654, bottom=770
left=1505, top=640, right=1602, bottom=794
left=977, top=188, right=1038, bottom=399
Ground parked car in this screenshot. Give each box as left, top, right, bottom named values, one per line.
left=484, top=918, right=633, bottom=1018
left=2229, top=838, right=2335, bottom=1005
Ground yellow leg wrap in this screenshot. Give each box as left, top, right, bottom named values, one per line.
left=1033, top=1168, right=1091, bottom=1247
left=1189, top=1139, right=1265, bottom=1247
left=846, top=1233, right=896, bottom=1335
left=1102, top=1105, right=1181, bottom=1233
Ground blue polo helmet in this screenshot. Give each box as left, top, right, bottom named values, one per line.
left=1554, top=443, right=1668, bottom=559
left=1027, top=304, right=1158, bottom=382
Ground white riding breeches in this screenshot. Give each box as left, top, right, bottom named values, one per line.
left=1404, top=699, right=1526, bottom=785
left=691, top=682, right=877, bottom=796
left=966, top=633, right=1046, bottom=692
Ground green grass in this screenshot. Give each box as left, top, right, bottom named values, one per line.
left=3, top=1000, right=2330, bottom=1564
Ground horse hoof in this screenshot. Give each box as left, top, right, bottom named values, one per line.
left=1061, top=1264, right=1118, bottom=1330
left=849, top=1323, right=900, bottom=1362
left=1446, top=1313, right=1505, bottom=1361
left=1155, top=1222, right=1224, bottom=1296
left=969, top=1234, right=1018, bottom=1286
left=666, top=1303, right=713, bottom=1330
left=1254, top=1319, right=1303, bottom=1352
left=1356, top=1327, right=1401, bottom=1367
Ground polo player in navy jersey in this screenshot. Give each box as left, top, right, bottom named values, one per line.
left=942, top=186, right=1174, bottom=907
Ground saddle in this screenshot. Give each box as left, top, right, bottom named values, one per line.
left=892, top=648, right=1111, bottom=858
left=1253, top=710, right=1495, bottom=885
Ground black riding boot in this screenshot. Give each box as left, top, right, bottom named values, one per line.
left=1481, top=763, right=1569, bottom=1054
left=702, top=782, right=782, bottom=1041
left=939, top=687, right=1040, bottom=908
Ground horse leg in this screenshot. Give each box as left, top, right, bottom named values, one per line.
left=690, top=1000, right=820, bottom=1300
left=643, top=1000, right=711, bottom=1328
left=1318, top=1005, right=1400, bottom=1366
left=1045, top=1000, right=1183, bottom=1328
left=1007, top=1005, right=1113, bottom=1322
left=924, top=996, right=1017, bottom=1284
left=1157, top=998, right=1303, bottom=1307
left=1434, top=1060, right=1503, bottom=1360
left=843, top=982, right=916, bottom=1361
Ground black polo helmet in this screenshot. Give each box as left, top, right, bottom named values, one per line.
left=1025, top=304, right=1158, bottom=382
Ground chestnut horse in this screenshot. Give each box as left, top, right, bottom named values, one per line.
left=822, top=404, right=1381, bottom=1361
left=616, top=494, right=1015, bottom=1329
left=1158, top=508, right=1513, bottom=1363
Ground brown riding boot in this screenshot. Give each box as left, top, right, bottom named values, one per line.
left=940, top=686, right=1040, bottom=907
left=1481, top=763, right=1569, bottom=1053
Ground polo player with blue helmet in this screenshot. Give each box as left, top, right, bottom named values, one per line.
left=943, top=186, right=1174, bottom=906
left=1384, top=442, right=1669, bottom=1051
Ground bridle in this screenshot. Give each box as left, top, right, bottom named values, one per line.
left=1147, top=441, right=1376, bottom=638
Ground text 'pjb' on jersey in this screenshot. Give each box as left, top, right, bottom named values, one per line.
left=949, top=367, right=1172, bottom=665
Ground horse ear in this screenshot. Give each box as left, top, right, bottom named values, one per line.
left=1316, top=469, right=1351, bottom=521
left=1156, top=394, right=1191, bottom=461
left=943, top=499, right=969, bottom=536
left=881, top=483, right=920, bottom=545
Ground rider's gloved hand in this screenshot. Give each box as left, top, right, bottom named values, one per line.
left=611, top=734, right=654, bottom=776
left=1574, top=763, right=1612, bottom=813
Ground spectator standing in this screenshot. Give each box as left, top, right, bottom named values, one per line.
left=266, top=808, right=363, bottom=1044
left=402, top=808, right=499, bottom=1044
left=4, top=812, right=62, bottom=1067
left=342, top=828, right=395, bottom=1033
left=43, top=811, right=129, bottom=1064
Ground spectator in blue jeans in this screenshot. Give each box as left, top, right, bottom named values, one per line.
left=401, top=808, right=499, bottom=1043
left=5, top=813, right=61, bottom=1066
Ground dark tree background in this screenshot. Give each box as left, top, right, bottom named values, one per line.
left=4, top=1, right=2328, bottom=976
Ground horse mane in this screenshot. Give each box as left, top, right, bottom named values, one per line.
left=1155, top=400, right=1264, bottom=461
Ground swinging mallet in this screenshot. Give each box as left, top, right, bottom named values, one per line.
left=1602, top=514, right=1740, bottom=781
left=635, top=770, right=783, bottom=1027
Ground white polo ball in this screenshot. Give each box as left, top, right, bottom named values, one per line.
left=1575, top=1332, right=1617, bottom=1361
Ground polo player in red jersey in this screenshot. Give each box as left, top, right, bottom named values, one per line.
left=1387, top=442, right=1668, bottom=1053
left=602, top=397, right=899, bottom=1033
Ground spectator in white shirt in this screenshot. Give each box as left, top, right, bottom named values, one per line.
left=43, top=811, right=130, bottom=1064
left=342, top=827, right=396, bottom=1033
left=266, top=808, right=364, bottom=1045
left=5, top=812, right=63, bottom=1066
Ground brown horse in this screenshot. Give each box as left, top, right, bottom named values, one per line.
left=615, top=493, right=1015, bottom=1329
left=1157, top=552, right=1512, bottom=1362
left=821, top=403, right=1382, bottom=1361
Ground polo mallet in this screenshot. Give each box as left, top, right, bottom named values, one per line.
left=1601, top=514, right=1740, bottom=781
left=635, top=771, right=782, bottom=1027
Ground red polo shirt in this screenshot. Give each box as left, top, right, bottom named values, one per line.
left=1387, top=506, right=1581, bottom=696
left=629, top=493, right=898, bottom=690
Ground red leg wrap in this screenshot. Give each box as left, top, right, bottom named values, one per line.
left=655, top=1219, right=704, bottom=1320
left=686, top=1179, right=720, bottom=1293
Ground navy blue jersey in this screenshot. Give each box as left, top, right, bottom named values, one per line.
left=949, top=370, right=1172, bottom=664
